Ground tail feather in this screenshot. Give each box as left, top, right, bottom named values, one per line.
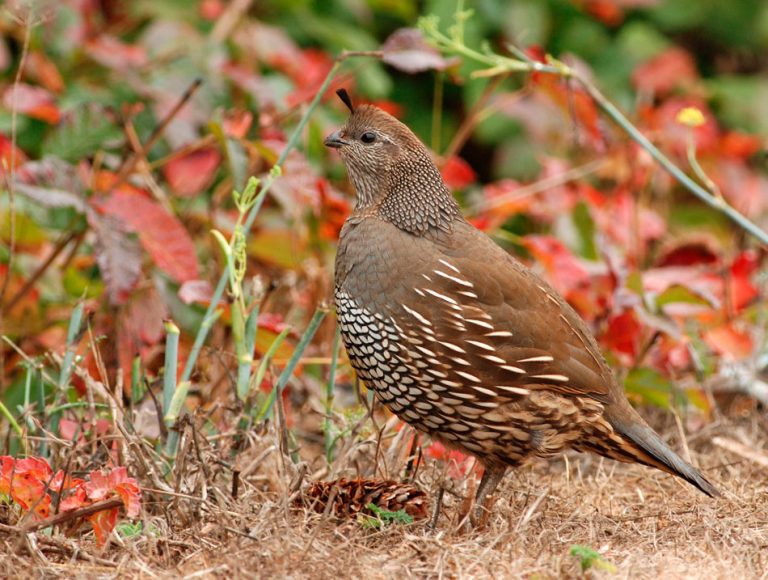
left=609, top=409, right=720, bottom=498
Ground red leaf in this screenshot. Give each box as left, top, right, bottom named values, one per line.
left=656, top=239, right=720, bottom=267
left=631, top=47, right=697, bottom=95
left=703, top=323, right=754, bottom=360
left=6, top=457, right=54, bottom=519
left=424, top=440, right=473, bottom=478
left=601, top=309, right=643, bottom=362
left=588, top=189, right=666, bottom=255
left=584, top=0, right=625, bottom=26
left=84, top=467, right=141, bottom=518
left=368, top=100, right=403, bottom=118
left=58, top=481, right=87, bottom=512
left=163, top=147, right=221, bottom=197
left=381, top=28, right=458, bottom=73
left=522, top=235, right=591, bottom=296
left=117, top=286, right=168, bottom=387
left=286, top=49, right=335, bottom=108
left=2, top=83, right=60, bottom=124
left=257, top=312, right=289, bottom=334
left=108, top=466, right=142, bottom=518
left=0, top=132, right=27, bottom=175
left=96, top=191, right=200, bottom=282
left=644, top=97, right=719, bottom=156
left=529, top=68, right=604, bottom=149
left=199, top=0, right=225, bottom=20
left=712, top=159, right=768, bottom=218
left=728, top=250, right=761, bottom=312
left=85, top=35, right=147, bottom=70
left=649, top=335, right=692, bottom=374
left=317, top=178, right=351, bottom=241
left=441, top=156, right=476, bottom=190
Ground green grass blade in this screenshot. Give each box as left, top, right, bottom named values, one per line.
left=256, top=308, right=327, bottom=422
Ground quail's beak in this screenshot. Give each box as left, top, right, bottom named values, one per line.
left=324, top=130, right=349, bottom=149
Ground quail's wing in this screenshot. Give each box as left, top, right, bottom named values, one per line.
left=369, top=219, right=617, bottom=405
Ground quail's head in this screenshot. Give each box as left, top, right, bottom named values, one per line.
left=324, top=89, right=457, bottom=232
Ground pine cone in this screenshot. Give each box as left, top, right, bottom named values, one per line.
left=300, top=478, right=429, bottom=520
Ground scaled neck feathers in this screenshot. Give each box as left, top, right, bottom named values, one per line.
left=376, top=150, right=460, bottom=236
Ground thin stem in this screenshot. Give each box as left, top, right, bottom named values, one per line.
left=2, top=231, right=78, bottom=315
left=256, top=308, right=327, bottom=422
left=181, top=61, right=342, bottom=381
left=162, top=320, right=180, bottom=417
left=420, top=12, right=768, bottom=246
left=324, top=325, right=341, bottom=463
left=573, top=75, right=768, bottom=246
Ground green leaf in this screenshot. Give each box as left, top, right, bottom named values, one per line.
left=572, top=201, right=597, bottom=260
left=656, top=284, right=713, bottom=309
left=42, top=106, right=123, bottom=163
left=624, top=367, right=675, bottom=409
left=569, top=544, right=616, bottom=573
left=116, top=521, right=143, bottom=538
left=367, top=503, right=414, bottom=524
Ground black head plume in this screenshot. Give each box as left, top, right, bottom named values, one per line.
left=336, top=88, right=354, bottom=113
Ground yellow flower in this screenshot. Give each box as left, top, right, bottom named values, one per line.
left=676, top=107, right=705, bottom=128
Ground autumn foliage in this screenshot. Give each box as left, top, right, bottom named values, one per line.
left=0, top=456, right=140, bottom=546
left=0, top=0, right=766, bottom=565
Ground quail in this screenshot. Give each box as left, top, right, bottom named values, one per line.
left=324, top=89, right=719, bottom=519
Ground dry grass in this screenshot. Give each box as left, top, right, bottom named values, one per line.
left=1, top=409, right=767, bottom=579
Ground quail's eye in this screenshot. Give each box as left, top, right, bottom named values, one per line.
left=360, top=132, right=376, bottom=144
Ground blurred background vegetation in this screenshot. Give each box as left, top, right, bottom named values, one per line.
left=0, top=0, right=766, bottom=460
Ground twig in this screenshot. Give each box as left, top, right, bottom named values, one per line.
left=111, top=78, right=203, bottom=192
left=0, top=9, right=33, bottom=309
left=712, top=436, right=768, bottom=469
left=442, top=75, right=506, bottom=160
left=22, top=497, right=124, bottom=533
left=419, top=12, right=768, bottom=246
left=339, top=50, right=384, bottom=61
left=572, top=75, right=768, bottom=246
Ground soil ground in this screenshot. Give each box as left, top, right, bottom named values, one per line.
left=1, top=410, right=766, bottom=579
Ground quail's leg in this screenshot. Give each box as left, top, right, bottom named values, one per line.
left=472, top=464, right=507, bottom=525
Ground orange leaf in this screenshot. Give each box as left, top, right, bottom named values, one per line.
left=87, top=508, right=119, bottom=547
left=703, top=323, right=754, bottom=360
left=26, top=51, right=65, bottom=93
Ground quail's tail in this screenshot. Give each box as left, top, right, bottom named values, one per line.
left=607, top=407, right=721, bottom=498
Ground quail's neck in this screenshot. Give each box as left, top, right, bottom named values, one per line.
left=372, top=154, right=460, bottom=236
